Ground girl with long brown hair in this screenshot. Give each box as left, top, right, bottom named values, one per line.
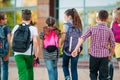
left=60, top=8, right=83, bottom=80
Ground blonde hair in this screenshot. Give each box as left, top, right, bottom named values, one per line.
left=112, top=7, right=120, bottom=22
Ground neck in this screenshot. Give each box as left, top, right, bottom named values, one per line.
left=98, top=21, right=107, bottom=24
left=22, top=20, right=31, bottom=24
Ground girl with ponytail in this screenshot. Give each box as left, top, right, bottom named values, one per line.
left=60, top=8, right=83, bottom=80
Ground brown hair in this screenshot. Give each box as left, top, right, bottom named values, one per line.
left=64, top=8, right=82, bottom=30
left=113, top=7, right=120, bottom=22
left=44, top=17, right=61, bottom=37
left=46, top=16, right=56, bottom=26
left=22, top=9, right=31, bottom=21
left=98, top=10, right=108, bottom=21
left=0, top=12, right=6, bottom=20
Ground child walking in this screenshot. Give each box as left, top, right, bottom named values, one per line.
left=40, top=16, right=60, bottom=80
left=0, top=12, right=11, bottom=80
left=11, top=9, right=39, bottom=80
left=111, top=7, right=120, bottom=72
left=72, top=10, right=115, bottom=80
left=59, top=8, right=83, bottom=80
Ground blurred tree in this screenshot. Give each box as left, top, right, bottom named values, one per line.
left=6, top=12, right=14, bottom=30
left=0, top=0, right=13, bottom=7
left=0, top=0, right=14, bottom=29
left=116, top=1, right=120, bottom=5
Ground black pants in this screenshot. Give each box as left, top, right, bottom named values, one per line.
left=89, top=55, right=109, bottom=80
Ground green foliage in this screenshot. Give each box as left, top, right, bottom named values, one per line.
left=0, top=0, right=13, bottom=7
left=6, top=12, right=14, bottom=30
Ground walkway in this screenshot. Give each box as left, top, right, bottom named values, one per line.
left=9, top=57, right=120, bottom=80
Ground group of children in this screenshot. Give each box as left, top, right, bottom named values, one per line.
left=0, top=7, right=120, bottom=80
left=0, top=9, right=39, bottom=80
left=40, top=7, right=120, bottom=80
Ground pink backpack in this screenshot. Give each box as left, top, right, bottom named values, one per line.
left=43, top=28, right=58, bottom=52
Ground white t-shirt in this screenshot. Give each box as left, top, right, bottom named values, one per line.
left=12, top=24, right=38, bottom=56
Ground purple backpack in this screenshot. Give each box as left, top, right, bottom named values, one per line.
left=63, top=23, right=83, bottom=55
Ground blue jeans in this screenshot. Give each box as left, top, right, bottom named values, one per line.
left=45, top=59, right=58, bottom=80
left=0, top=58, right=9, bottom=80
left=89, top=55, right=109, bottom=80
left=62, top=53, right=79, bottom=80
left=108, top=60, right=114, bottom=80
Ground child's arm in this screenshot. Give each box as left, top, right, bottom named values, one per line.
left=109, top=48, right=115, bottom=60
left=71, top=38, right=84, bottom=57
left=109, top=30, right=115, bottom=60
left=72, top=27, right=92, bottom=57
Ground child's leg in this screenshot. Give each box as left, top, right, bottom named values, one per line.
left=89, top=55, right=100, bottom=80
left=108, top=60, right=114, bottom=80
left=71, top=55, right=79, bottom=80
left=117, top=58, right=120, bottom=70
left=62, top=53, right=70, bottom=79
left=15, top=55, right=27, bottom=80
left=25, top=55, right=34, bottom=80
left=99, top=57, right=109, bottom=80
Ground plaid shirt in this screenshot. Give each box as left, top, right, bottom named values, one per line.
left=81, top=23, right=115, bottom=58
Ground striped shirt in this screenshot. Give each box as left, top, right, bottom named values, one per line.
left=111, top=21, right=120, bottom=42
left=81, top=23, right=115, bottom=58
left=43, top=49, right=58, bottom=60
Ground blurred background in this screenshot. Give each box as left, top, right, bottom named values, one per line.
left=0, top=0, right=120, bottom=58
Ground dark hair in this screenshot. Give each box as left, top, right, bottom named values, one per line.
left=98, top=10, right=108, bottom=21
left=22, top=9, right=31, bottom=21
left=0, top=12, right=6, bottom=20
left=30, top=20, right=36, bottom=25
left=64, top=8, right=82, bottom=30
left=46, top=16, right=56, bottom=26
left=116, top=7, right=120, bottom=10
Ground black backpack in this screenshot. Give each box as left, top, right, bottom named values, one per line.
left=12, top=23, right=32, bottom=52
left=0, top=26, right=9, bottom=57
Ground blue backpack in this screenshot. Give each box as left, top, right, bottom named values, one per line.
left=0, top=26, right=9, bottom=57
left=63, top=23, right=83, bottom=55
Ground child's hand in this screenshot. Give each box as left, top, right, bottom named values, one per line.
left=109, top=53, right=113, bottom=60
left=3, top=53, right=10, bottom=61
left=71, top=49, right=78, bottom=57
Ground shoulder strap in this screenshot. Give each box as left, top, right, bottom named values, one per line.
left=0, top=25, right=6, bottom=38
left=64, top=22, right=73, bottom=27
left=18, top=23, right=31, bottom=28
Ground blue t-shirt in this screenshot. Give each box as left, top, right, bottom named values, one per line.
left=4, top=26, right=11, bottom=37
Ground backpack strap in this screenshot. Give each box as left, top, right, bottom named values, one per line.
left=64, top=22, right=73, bottom=27
left=0, top=25, right=6, bottom=38
left=31, top=40, right=33, bottom=57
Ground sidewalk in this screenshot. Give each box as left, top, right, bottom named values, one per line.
left=9, top=57, right=120, bottom=80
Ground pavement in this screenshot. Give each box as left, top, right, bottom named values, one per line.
left=9, top=57, right=120, bottom=80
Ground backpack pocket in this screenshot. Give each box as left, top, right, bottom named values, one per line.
left=46, top=46, right=57, bottom=53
